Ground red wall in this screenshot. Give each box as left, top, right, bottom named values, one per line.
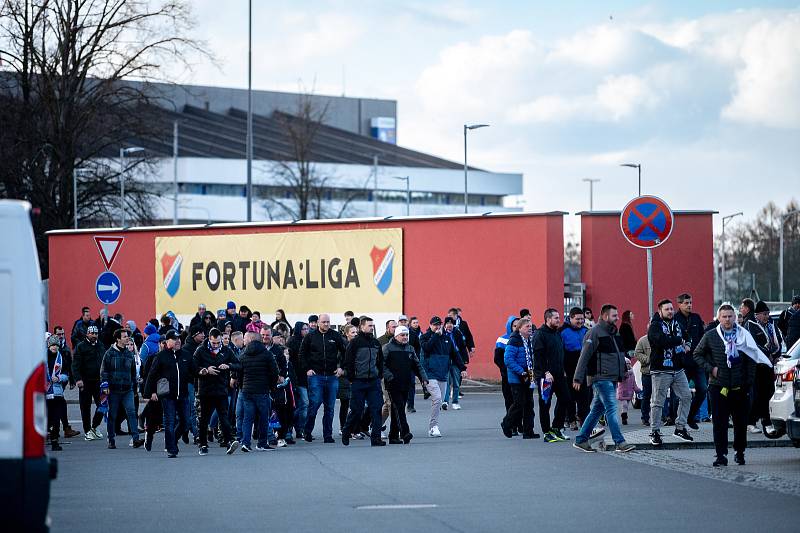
left=48, top=213, right=565, bottom=379
left=581, top=211, right=715, bottom=339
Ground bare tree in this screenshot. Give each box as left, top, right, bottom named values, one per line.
left=263, top=92, right=368, bottom=220
left=0, top=0, right=208, bottom=275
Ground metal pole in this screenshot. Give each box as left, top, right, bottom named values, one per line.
left=589, top=181, right=594, bottom=211
left=373, top=155, right=378, bottom=216
left=246, top=0, right=253, bottom=222
left=173, top=120, right=179, bottom=225
left=405, top=176, right=410, bottom=216
left=463, top=125, right=468, bottom=214
left=119, top=147, right=125, bottom=227
left=780, top=210, right=800, bottom=301
left=638, top=164, right=641, bottom=196
left=722, top=224, right=726, bottom=302
left=646, top=248, right=654, bottom=315
left=73, top=170, right=78, bottom=229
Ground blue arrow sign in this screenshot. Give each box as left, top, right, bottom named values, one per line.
left=96, top=271, right=122, bottom=305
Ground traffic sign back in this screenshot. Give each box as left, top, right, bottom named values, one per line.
left=620, top=196, right=674, bottom=249
left=94, top=236, right=124, bottom=270
left=96, top=271, right=122, bottom=305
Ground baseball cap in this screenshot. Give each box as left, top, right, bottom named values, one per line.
left=398, top=314, right=408, bottom=321
left=164, top=330, right=179, bottom=341
left=430, top=315, right=443, bottom=326
left=395, top=325, right=409, bottom=337
left=87, top=325, right=99, bottom=333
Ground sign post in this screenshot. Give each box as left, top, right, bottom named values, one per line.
left=94, top=236, right=124, bottom=318
left=620, top=196, right=674, bottom=316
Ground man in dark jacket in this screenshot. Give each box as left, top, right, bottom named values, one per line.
left=674, top=293, right=707, bottom=429
left=561, top=307, right=590, bottom=428
left=572, top=304, right=635, bottom=453
left=145, top=331, right=195, bottom=456
left=777, top=295, right=800, bottom=348
left=52, top=326, right=79, bottom=438
left=533, top=309, right=569, bottom=443
left=377, top=320, right=397, bottom=347
left=288, top=321, right=310, bottom=438
left=101, top=313, right=123, bottom=349
left=448, top=307, right=475, bottom=354
left=694, top=304, right=758, bottom=466
left=341, top=316, right=385, bottom=446
left=72, top=325, right=105, bottom=440
left=70, top=306, right=94, bottom=350
left=189, top=303, right=207, bottom=330
left=407, top=316, right=423, bottom=412
left=300, top=313, right=345, bottom=443
left=100, top=328, right=144, bottom=449
left=420, top=316, right=466, bottom=438
left=238, top=331, right=280, bottom=452
left=501, top=317, right=537, bottom=439
left=744, top=300, right=783, bottom=433
left=181, top=326, right=205, bottom=442
left=647, top=299, right=694, bottom=446
left=383, top=326, right=427, bottom=444
left=194, top=328, right=241, bottom=455
left=442, top=317, right=469, bottom=410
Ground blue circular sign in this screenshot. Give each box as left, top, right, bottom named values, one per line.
left=96, top=271, right=122, bottom=305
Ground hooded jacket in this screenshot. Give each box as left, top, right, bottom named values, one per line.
left=494, top=316, right=517, bottom=370
left=647, top=312, right=687, bottom=373
left=504, top=331, right=534, bottom=385
left=420, top=328, right=465, bottom=381
left=574, top=320, right=626, bottom=384
left=383, top=338, right=427, bottom=391
left=239, top=340, right=280, bottom=395
left=343, top=331, right=383, bottom=381
left=287, top=321, right=308, bottom=386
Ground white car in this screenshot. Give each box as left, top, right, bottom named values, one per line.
left=767, top=339, right=800, bottom=439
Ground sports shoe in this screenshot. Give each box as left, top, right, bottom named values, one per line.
left=747, top=423, right=760, bottom=434
left=380, top=432, right=387, bottom=440
left=734, top=451, right=745, bottom=465
left=354, top=432, right=367, bottom=440
left=552, top=428, right=570, bottom=441
left=589, top=427, right=605, bottom=440
left=573, top=440, right=596, bottom=453
left=198, top=446, right=209, bottom=455
left=402, top=432, right=413, bottom=444
left=687, top=420, right=699, bottom=430
left=428, top=426, right=442, bottom=438
left=303, top=433, right=313, bottom=442
left=128, top=438, right=134, bottom=447
left=107, top=440, right=116, bottom=449
left=389, top=438, right=403, bottom=444
left=167, top=452, right=178, bottom=458
left=673, top=428, right=693, bottom=442
left=323, top=436, right=335, bottom=444
left=84, top=431, right=97, bottom=441
left=649, top=431, right=663, bottom=446
left=226, top=440, right=240, bottom=454
left=451, top=403, right=461, bottom=410
left=441, top=402, right=448, bottom=410
left=544, top=432, right=560, bottom=443
left=407, top=407, right=416, bottom=413
left=241, top=444, right=251, bottom=452
left=277, top=439, right=287, bottom=448
left=255, top=444, right=275, bottom=451
left=764, top=425, right=778, bottom=437
left=615, top=441, right=636, bottom=453
left=91, top=428, right=103, bottom=439
left=501, top=422, right=512, bottom=439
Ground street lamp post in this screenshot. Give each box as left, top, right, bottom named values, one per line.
left=119, top=146, right=144, bottom=227
left=582, top=178, right=600, bottom=211
left=173, top=120, right=179, bottom=225
left=393, top=176, right=410, bottom=216
left=620, top=163, right=642, bottom=196
left=779, top=209, right=800, bottom=302
left=73, top=167, right=90, bottom=229
left=246, top=0, right=253, bottom=222
left=463, top=123, right=489, bottom=214
left=721, top=212, right=743, bottom=302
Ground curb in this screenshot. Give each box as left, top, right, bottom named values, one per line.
left=599, top=439, right=795, bottom=451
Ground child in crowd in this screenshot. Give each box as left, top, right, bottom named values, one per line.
left=617, top=356, right=641, bottom=425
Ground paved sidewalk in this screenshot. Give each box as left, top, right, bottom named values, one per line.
left=597, top=421, right=794, bottom=450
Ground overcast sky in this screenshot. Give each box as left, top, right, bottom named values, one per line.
left=180, top=0, right=799, bottom=235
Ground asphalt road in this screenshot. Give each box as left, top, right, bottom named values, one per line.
left=50, top=393, right=800, bottom=533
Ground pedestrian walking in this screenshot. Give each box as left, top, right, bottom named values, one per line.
left=744, top=300, right=783, bottom=435
left=238, top=331, right=280, bottom=452
left=383, top=325, right=428, bottom=444
left=501, top=317, right=538, bottom=439
left=341, top=316, right=385, bottom=446
left=674, top=293, right=707, bottom=430
left=100, top=328, right=144, bottom=449
left=300, top=314, right=345, bottom=443
left=633, top=334, right=653, bottom=426
left=561, top=308, right=589, bottom=430
left=72, top=325, right=105, bottom=440
left=420, top=316, right=466, bottom=438
left=495, top=316, right=519, bottom=422
left=533, top=309, right=570, bottom=442
left=46, top=335, right=68, bottom=451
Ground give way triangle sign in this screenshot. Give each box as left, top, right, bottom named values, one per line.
left=94, top=236, right=124, bottom=270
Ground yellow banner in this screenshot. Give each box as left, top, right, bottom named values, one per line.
left=155, top=228, right=403, bottom=316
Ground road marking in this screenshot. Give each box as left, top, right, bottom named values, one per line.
left=356, top=504, right=438, bottom=511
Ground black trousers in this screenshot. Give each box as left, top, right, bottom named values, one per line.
left=78, top=380, right=105, bottom=433
left=388, top=388, right=410, bottom=439
left=47, top=397, right=67, bottom=442
left=339, top=398, right=350, bottom=431
left=495, top=361, right=513, bottom=414
left=539, top=378, right=568, bottom=433
left=564, top=351, right=589, bottom=423
left=276, top=400, right=294, bottom=439
left=748, top=364, right=774, bottom=426
left=199, top=395, right=232, bottom=446
left=503, top=383, right=534, bottom=435
left=145, top=399, right=164, bottom=440
left=709, top=385, right=748, bottom=458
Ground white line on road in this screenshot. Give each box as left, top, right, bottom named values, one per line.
left=356, top=504, right=438, bottom=511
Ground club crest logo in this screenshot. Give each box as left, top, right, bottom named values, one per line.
left=161, top=252, right=183, bottom=298
left=370, top=245, right=395, bottom=295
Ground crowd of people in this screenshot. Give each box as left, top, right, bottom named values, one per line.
left=44, top=293, right=800, bottom=466
left=47, top=303, right=475, bottom=456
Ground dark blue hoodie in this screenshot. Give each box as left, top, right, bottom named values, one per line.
left=494, top=315, right=516, bottom=368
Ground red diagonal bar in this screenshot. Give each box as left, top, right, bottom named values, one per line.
left=630, top=205, right=664, bottom=238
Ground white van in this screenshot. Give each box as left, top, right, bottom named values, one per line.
left=0, top=200, right=55, bottom=532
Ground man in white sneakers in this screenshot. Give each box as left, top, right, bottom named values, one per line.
left=419, top=316, right=466, bottom=437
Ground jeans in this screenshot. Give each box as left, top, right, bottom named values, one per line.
left=293, top=386, right=308, bottom=436
left=686, top=363, right=708, bottom=423
left=503, top=383, right=534, bottom=436
left=641, top=374, right=652, bottom=423
left=650, top=371, right=692, bottom=432
left=161, top=398, right=180, bottom=455
left=241, top=392, right=271, bottom=448
left=709, top=385, right=748, bottom=458
left=107, top=390, right=139, bottom=442
left=235, top=390, right=245, bottom=441
left=443, top=364, right=461, bottom=404
left=342, top=379, right=383, bottom=442
left=575, top=380, right=625, bottom=445
left=304, top=375, right=339, bottom=439
left=78, top=380, right=104, bottom=433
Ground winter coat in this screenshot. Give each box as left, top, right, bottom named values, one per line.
left=674, top=311, right=705, bottom=353
left=409, top=326, right=422, bottom=355
left=454, top=316, right=475, bottom=351
left=694, top=326, right=757, bottom=389
left=533, top=325, right=566, bottom=382
left=287, top=322, right=308, bottom=386
left=616, top=359, right=640, bottom=400
left=299, top=328, right=346, bottom=376
left=778, top=307, right=800, bottom=348
left=239, top=340, right=280, bottom=395
left=495, top=316, right=517, bottom=372
left=446, top=328, right=470, bottom=365
left=420, top=328, right=465, bottom=382
left=560, top=324, right=588, bottom=354
left=100, top=318, right=122, bottom=350
left=633, top=336, right=652, bottom=375
left=383, top=338, right=427, bottom=391
left=70, top=318, right=93, bottom=350
left=343, top=331, right=383, bottom=381
left=100, top=344, right=137, bottom=392
left=574, top=320, right=626, bottom=385
left=72, top=338, right=105, bottom=382
left=46, top=349, right=69, bottom=397
left=619, top=323, right=637, bottom=353
left=140, top=331, right=161, bottom=367
left=193, top=342, right=241, bottom=397
left=744, top=316, right=783, bottom=364
left=145, top=347, right=197, bottom=400
left=647, top=313, right=687, bottom=373
left=504, top=331, right=533, bottom=385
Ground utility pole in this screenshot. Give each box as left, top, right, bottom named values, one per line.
left=779, top=210, right=800, bottom=301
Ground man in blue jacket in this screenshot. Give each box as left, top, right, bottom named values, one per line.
left=420, top=316, right=466, bottom=438
left=561, top=307, right=589, bottom=429
left=501, top=317, right=538, bottom=439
